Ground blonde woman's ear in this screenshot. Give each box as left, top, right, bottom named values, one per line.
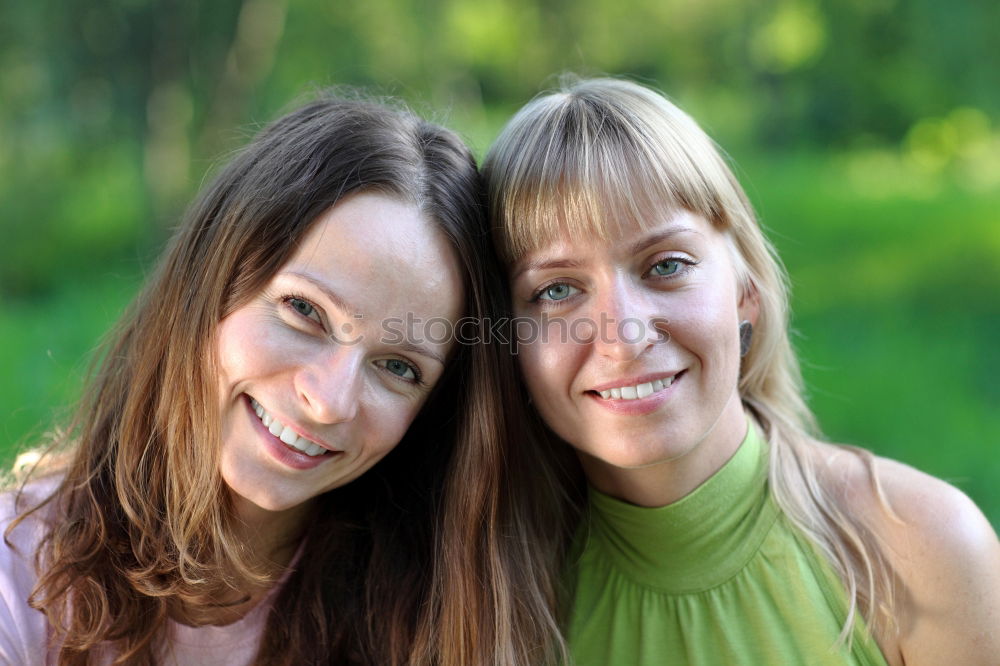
left=739, top=321, right=753, bottom=358
left=737, top=278, right=760, bottom=328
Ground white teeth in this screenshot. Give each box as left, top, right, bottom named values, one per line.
left=279, top=426, right=298, bottom=445
left=597, top=376, right=676, bottom=401
left=285, top=434, right=319, bottom=455
left=250, top=398, right=328, bottom=457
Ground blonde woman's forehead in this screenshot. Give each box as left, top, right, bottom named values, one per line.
left=501, top=188, right=698, bottom=251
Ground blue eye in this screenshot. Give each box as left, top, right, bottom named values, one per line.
left=536, top=283, right=579, bottom=302
left=284, top=295, right=323, bottom=324
left=651, top=260, right=681, bottom=276
left=379, top=358, right=418, bottom=381
left=289, top=297, right=315, bottom=317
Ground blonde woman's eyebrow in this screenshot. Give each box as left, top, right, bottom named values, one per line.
left=511, top=258, right=585, bottom=282
left=627, top=226, right=702, bottom=257
left=512, top=226, right=703, bottom=280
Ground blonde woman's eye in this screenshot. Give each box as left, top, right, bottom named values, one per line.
left=535, top=283, right=579, bottom=302
left=651, top=260, right=682, bottom=276
left=378, top=359, right=420, bottom=382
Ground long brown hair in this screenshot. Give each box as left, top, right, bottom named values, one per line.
left=484, top=76, right=897, bottom=646
left=7, top=92, right=567, bottom=664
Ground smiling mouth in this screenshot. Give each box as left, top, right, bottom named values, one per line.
left=249, top=397, right=332, bottom=457
left=589, top=372, right=683, bottom=401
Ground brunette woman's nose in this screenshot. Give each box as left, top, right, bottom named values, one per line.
left=294, top=347, right=362, bottom=424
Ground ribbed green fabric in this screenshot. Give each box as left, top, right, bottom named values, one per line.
left=564, top=424, right=889, bottom=666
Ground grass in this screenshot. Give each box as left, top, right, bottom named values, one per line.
left=0, top=264, right=141, bottom=457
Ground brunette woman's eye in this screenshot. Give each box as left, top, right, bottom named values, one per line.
left=651, top=259, right=682, bottom=276
left=377, top=358, right=420, bottom=382
left=535, top=283, right=579, bottom=302
left=291, top=298, right=314, bottom=316
left=285, top=296, right=322, bottom=324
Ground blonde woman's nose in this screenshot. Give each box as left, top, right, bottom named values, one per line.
left=589, top=280, right=657, bottom=362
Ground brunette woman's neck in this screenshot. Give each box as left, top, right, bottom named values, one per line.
left=170, top=497, right=310, bottom=627
left=230, top=494, right=311, bottom=568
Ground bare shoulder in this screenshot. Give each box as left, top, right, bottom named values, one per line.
left=810, top=440, right=1000, bottom=665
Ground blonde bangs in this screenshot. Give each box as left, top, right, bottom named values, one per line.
left=486, top=79, right=735, bottom=264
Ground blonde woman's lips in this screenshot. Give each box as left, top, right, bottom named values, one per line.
left=586, top=372, right=682, bottom=415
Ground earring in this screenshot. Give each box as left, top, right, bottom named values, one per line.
left=739, top=320, right=753, bottom=357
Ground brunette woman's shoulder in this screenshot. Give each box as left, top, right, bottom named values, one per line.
left=812, top=439, right=1000, bottom=666
left=0, top=471, right=60, bottom=664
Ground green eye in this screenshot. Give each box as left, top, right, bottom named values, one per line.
left=538, top=283, right=578, bottom=301
left=651, top=260, right=681, bottom=276
left=382, top=359, right=417, bottom=380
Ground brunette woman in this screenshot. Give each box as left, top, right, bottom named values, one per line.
left=1, top=93, right=561, bottom=665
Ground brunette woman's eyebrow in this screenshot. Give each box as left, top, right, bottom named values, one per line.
left=280, top=270, right=362, bottom=317
left=627, top=226, right=702, bottom=257
left=397, top=340, right=446, bottom=367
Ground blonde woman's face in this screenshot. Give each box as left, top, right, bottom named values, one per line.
left=215, top=192, right=463, bottom=514
left=510, top=210, right=755, bottom=486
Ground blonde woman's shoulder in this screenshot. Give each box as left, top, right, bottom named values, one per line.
left=811, top=439, right=1000, bottom=666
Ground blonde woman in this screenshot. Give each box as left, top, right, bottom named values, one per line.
left=484, top=77, right=1000, bottom=665
left=1, top=94, right=561, bottom=665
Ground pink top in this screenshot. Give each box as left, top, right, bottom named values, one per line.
left=0, top=482, right=295, bottom=665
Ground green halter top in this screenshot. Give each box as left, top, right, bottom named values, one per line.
left=563, top=424, right=889, bottom=665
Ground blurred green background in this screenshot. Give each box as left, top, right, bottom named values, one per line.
left=1, top=0, right=998, bottom=528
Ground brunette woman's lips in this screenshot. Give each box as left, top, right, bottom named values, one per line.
left=244, top=395, right=341, bottom=470
left=586, top=372, right=683, bottom=415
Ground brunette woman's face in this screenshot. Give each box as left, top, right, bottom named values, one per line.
left=215, top=192, right=463, bottom=513
left=509, top=210, right=755, bottom=481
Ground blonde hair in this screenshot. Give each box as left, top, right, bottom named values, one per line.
left=483, top=76, right=896, bottom=645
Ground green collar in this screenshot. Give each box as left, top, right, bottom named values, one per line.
left=585, top=421, right=779, bottom=593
